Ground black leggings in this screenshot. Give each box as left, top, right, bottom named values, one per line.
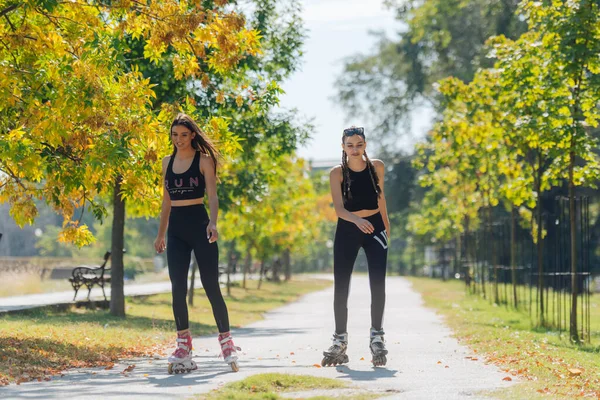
left=333, top=212, right=388, bottom=334
left=167, top=204, right=229, bottom=332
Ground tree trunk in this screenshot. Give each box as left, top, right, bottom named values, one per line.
left=511, top=206, right=518, bottom=309
left=454, top=233, right=460, bottom=278
left=489, top=206, right=499, bottom=304
left=569, top=152, right=579, bottom=343
left=464, top=216, right=474, bottom=293
left=481, top=211, right=487, bottom=300
left=226, top=241, right=236, bottom=297
left=257, top=257, right=267, bottom=289
left=271, top=257, right=282, bottom=282
left=110, top=175, right=125, bottom=317
left=568, top=49, right=587, bottom=342
left=535, top=161, right=545, bottom=327
left=410, top=241, right=416, bottom=276
left=188, top=251, right=196, bottom=306
left=243, top=248, right=252, bottom=289
left=283, top=248, right=291, bottom=281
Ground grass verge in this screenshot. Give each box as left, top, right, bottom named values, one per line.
left=196, top=373, right=378, bottom=400
left=408, top=277, right=600, bottom=399
left=0, top=278, right=331, bottom=386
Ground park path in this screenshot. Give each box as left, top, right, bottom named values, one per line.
left=0, top=281, right=172, bottom=313
left=1, top=276, right=516, bottom=399
left=0, top=274, right=246, bottom=313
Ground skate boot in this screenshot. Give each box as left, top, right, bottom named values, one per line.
left=218, top=332, right=241, bottom=372
left=167, top=331, right=197, bottom=374
left=370, top=328, right=388, bottom=367
left=321, top=332, right=349, bottom=367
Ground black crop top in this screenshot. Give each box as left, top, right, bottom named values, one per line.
left=164, top=151, right=206, bottom=201
left=342, top=166, right=379, bottom=212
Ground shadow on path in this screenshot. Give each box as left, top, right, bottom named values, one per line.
left=333, top=365, right=399, bottom=381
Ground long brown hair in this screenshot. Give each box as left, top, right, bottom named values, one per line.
left=341, top=127, right=381, bottom=203
left=170, top=113, right=220, bottom=174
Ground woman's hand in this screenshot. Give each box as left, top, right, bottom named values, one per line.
left=354, top=217, right=374, bottom=234
left=207, top=221, right=219, bottom=243
left=154, top=236, right=166, bottom=254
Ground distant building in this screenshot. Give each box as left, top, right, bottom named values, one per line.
left=308, top=159, right=339, bottom=172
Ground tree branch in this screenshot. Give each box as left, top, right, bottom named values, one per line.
left=4, top=14, right=16, bottom=31
left=77, top=195, right=86, bottom=225
left=0, top=163, right=28, bottom=191
left=0, top=3, right=22, bottom=19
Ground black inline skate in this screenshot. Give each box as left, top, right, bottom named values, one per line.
left=321, top=332, right=349, bottom=367
left=369, top=328, right=388, bottom=367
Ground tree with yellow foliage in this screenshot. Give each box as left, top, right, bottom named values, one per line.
left=0, top=0, right=261, bottom=315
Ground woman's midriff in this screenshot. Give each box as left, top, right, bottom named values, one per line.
left=171, top=197, right=204, bottom=207
left=350, top=208, right=380, bottom=218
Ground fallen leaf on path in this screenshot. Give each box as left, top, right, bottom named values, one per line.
left=290, top=352, right=295, bottom=355
left=104, top=364, right=114, bottom=370
left=437, top=361, right=442, bottom=364
left=313, top=364, right=321, bottom=368
left=121, top=365, right=136, bottom=374
left=503, top=377, right=512, bottom=381
left=360, top=357, right=365, bottom=361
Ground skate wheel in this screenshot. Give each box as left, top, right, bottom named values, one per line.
left=168, top=364, right=174, bottom=374
left=230, top=361, right=239, bottom=372
left=372, top=355, right=387, bottom=367
left=321, top=358, right=326, bottom=367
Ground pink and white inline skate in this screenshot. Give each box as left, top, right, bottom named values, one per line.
left=218, top=332, right=241, bottom=372
left=167, top=331, right=197, bottom=374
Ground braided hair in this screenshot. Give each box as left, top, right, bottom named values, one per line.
left=363, top=150, right=381, bottom=198
left=341, top=128, right=381, bottom=203
left=341, top=149, right=352, bottom=201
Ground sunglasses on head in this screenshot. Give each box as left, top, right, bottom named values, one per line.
left=343, top=127, right=365, bottom=136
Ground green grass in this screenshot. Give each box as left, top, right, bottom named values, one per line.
left=196, top=373, right=378, bottom=400
left=0, top=278, right=332, bottom=386
left=408, top=277, right=600, bottom=399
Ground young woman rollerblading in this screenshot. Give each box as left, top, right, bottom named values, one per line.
left=322, top=126, right=391, bottom=368
left=155, top=113, right=240, bottom=374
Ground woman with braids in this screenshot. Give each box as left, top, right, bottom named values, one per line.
left=154, top=113, right=240, bottom=374
left=321, top=126, right=391, bottom=368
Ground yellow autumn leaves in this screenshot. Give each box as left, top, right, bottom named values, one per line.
left=0, top=1, right=266, bottom=244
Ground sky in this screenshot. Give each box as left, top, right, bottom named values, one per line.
left=278, top=0, right=433, bottom=162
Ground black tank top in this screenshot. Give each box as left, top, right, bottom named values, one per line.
left=342, top=166, right=379, bottom=212
left=164, top=151, right=205, bottom=201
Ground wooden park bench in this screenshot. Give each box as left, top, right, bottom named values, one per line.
left=69, top=251, right=111, bottom=301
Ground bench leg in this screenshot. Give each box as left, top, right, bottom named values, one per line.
left=73, top=287, right=79, bottom=301
left=87, top=286, right=92, bottom=300
left=101, top=284, right=107, bottom=302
